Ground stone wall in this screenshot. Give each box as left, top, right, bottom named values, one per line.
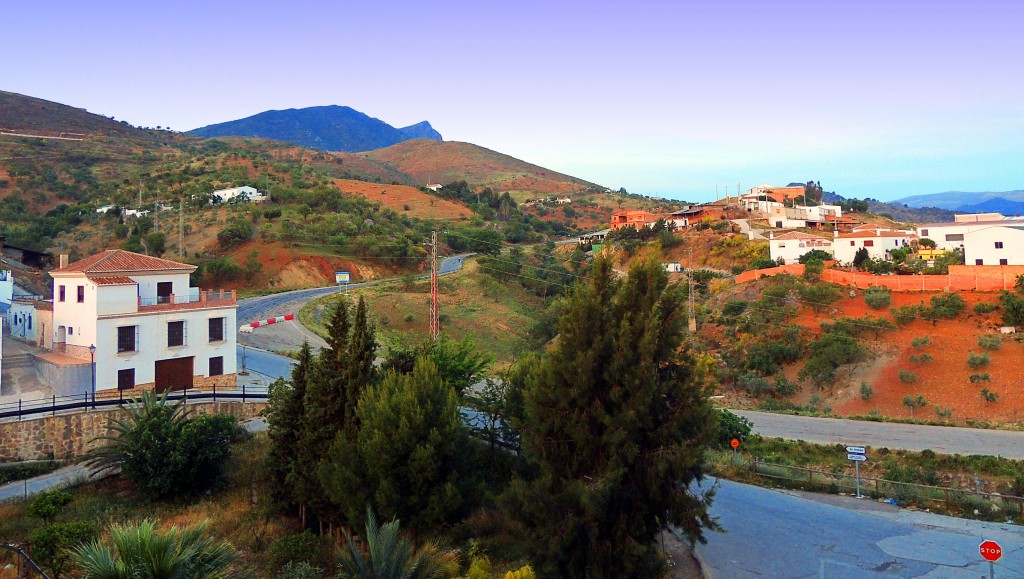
left=0, top=401, right=266, bottom=461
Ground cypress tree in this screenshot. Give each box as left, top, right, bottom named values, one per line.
left=320, top=359, right=467, bottom=532
left=504, top=257, right=716, bottom=577
left=344, top=297, right=376, bottom=433
left=265, top=341, right=314, bottom=507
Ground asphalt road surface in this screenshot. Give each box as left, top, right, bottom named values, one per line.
left=237, top=345, right=296, bottom=383
left=734, top=410, right=1024, bottom=459
left=700, top=478, right=1024, bottom=578
left=237, top=254, right=470, bottom=324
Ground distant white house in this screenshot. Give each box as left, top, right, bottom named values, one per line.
left=769, top=231, right=834, bottom=264
left=578, top=229, right=610, bottom=245
left=425, top=184, right=443, bottom=192
left=663, top=262, right=683, bottom=273
left=0, top=270, right=13, bottom=389
left=554, top=197, right=572, bottom=205
left=963, top=225, right=1024, bottom=266
left=832, top=228, right=916, bottom=265
left=95, top=204, right=117, bottom=214
left=124, top=208, right=150, bottom=219
left=211, top=186, right=266, bottom=204
left=916, top=215, right=1024, bottom=251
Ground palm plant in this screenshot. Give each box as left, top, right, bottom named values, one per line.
left=338, top=507, right=459, bottom=579
left=85, top=390, right=184, bottom=476
left=74, top=519, right=237, bottom=579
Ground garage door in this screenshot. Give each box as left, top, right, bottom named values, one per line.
left=155, top=357, right=194, bottom=393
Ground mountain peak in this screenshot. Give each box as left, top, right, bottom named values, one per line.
left=189, top=106, right=441, bottom=153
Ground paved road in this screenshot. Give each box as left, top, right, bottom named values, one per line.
left=730, top=218, right=766, bottom=240
left=237, top=254, right=470, bottom=323
left=700, top=477, right=1024, bottom=577
left=237, top=345, right=296, bottom=383
left=734, top=410, right=1024, bottom=459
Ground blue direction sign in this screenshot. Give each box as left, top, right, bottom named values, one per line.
left=848, top=454, right=868, bottom=462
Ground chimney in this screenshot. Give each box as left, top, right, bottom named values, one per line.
left=59, top=254, right=69, bottom=269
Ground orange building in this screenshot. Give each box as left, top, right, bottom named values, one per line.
left=611, top=210, right=662, bottom=231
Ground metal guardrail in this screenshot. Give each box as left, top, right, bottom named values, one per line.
left=748, top=458, right=1024, bottom=514
left=0, top=386, right=269, bottom=422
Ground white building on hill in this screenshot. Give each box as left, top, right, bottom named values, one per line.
left=212, top=186, right=267, bottom=203
left=963, top=225, right=1024, bottom=266
left=49, top=250, right=237, bottom=395
left=832, top=228, right=916, bottom=265
left=769, top=231, right=834, bottom=264
left=916, top=215, right=1024, bottom=251
left=0, top=269, right=12, bottom=388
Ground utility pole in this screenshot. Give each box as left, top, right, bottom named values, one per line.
left=688, top=247, right=696, bottom=333
left=429, top=229, right=440, bottom=340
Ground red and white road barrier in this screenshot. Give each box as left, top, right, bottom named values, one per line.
left=239, top=314, right=295, bottom=333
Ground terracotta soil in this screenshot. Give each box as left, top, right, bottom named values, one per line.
left=332, top=178, right=471, bottom=221
left=783, top=290, right=1024, bottom=423
left=226, top=242, right=389, bottom=291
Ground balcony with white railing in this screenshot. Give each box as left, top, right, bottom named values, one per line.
left=137, top=289, right=236, bottom=312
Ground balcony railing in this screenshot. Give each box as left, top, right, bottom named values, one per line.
left=138, top=290, right=236, bottom=312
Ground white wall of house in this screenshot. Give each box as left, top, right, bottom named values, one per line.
left=769, top=236, right=834, bottom=264
left=8, top=300, right=44, bottom=344
left=94, top=308, right=236, bottom=391
left=833, top=234, right=913, bottom=264
left=212, top=186, right=265, bottom=203
left=963, top=226, right=1024, bottom=266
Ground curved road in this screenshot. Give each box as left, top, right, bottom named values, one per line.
left=734, top=410, right=1024, bottom=459
left=701, top=477, right=1024, bottom=578
left=237, top=254, right=470, bottom=323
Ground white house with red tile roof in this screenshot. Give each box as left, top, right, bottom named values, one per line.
left=768, top=231, right=834, bottom=264
left=48, top=250, right=237, bottom=395
left=832, top=228, right=916, bottom=265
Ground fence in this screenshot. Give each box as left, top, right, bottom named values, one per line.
left=748, top=458, right=1024, bottom=515
left=0, top=385, right=269, bottom=422
left=736, top=263, right=1024, bottom=292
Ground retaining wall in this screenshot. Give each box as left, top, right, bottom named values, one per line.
left=736, top=264, right=1024, bottom=292
left=0, top=401, right=266, bottom=461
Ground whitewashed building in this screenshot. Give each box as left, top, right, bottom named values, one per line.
left=211, top=186, right=267, bottom=203
left=0, top=269, right=11, bottom=386
left=769, top=231, right=834, bottom=264
left=963, top=225, right=1024, bottom=266
left=832, top=229, right=916, bottom=265
left=916, top=216, right=1024, bottom=251
left=49, top=250, right=237, bottom=394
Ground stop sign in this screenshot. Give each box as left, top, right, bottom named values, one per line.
left=979, top=540, right=1003, bottom=562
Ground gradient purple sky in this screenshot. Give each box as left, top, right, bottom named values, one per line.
left=4, top=1, right=1022, bottom=201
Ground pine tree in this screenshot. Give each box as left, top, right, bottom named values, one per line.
left=503, top=257, right=716, bottom=577
left=344, top=297, right=376, bottom=433
left=265, top=342, right=314, bottom=507
left=320, top=359, right=467, bottom=533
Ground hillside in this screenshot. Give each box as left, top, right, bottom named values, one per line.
left=189, top=105, right=441, bottom=153
left=894, top=190, right=1024, bottom=211
left=353, top=139, right=603, bottom=195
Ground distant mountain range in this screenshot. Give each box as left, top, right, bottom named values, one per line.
left=190, top=105, right=442, bottom=153
left=894, top=190, right=1024, bottom=214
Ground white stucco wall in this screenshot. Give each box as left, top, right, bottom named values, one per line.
left=833, top=235, right=911, bottom=265
left=769, top=238, right=834, bottom=264
left=963, top=227, right=1024, bottom=266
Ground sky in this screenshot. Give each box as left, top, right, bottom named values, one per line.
left=3, top=0, right=1023, bottom=202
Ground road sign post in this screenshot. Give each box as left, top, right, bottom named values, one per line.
left=847, top=446, right=867, bottom=498
left=980, top=540, right=1002, bottom=579
left=730, top=438, right=740, bottom=466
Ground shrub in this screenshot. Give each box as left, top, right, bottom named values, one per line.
left=935, top=406, right=953, bottom=419
left=909, top=353, right=932, bottom=365
left=217, top=218, right=255, bottom=249
left=30, top=521, right=96, bottom=577
left=969, top=373, right=991, bottom=383
left=978, top=334, right=1001, bottom=351
left=973, top=302, right=998, bottom=314
left=715, top=410, right=753, bottom=449
left=928, top=292, right=966, bottom=319
left=898, top=370, right=917, bottom=384
left=864, top=286, right=891, bottom=310
left=910, top=335, right=931, bottom=349
left=27, top=490, right=75, bottom=523
left=967, top=352, right=990, bottom=369
left=737, top=372, right=772, bottom=396
left=798, top=250, right=833, bottom=264
left=891, top=305, right=921, bottom=325
left=263, top=207, right=282, bottom=219
left=860, top=382, right=874, bottom=401
left=86, top=392, right=245, bottom=499
left=798, top=282, right=841, bottom=313
left=773, top=376, right=800, bottom=397
left=802, top=259, right=825, bottom=282
left=267, top=531, right=337, bottom=572
left=981, top=388, right=999, bottom=403
left=999, top=290, right=1024, bottom=326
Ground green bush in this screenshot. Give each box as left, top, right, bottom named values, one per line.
left=798, top=250, right=833, bottom=264
left=891, top=305, right=921, bottom=325
left=30, top=521, right=96, bottom=577
left=967, top=352, right=990, bottom=369
left=27, top=490, right=74, bottom=523
left=860, top=382, right=874, bottom=401
left=267, top=531, right=337, bottom=572
left=928, top=292, right=966, bottom=319
left=999, top=290, right=1024, bottom=326
left=0, top=461, right=61, bottom=485
left=798, top=282, right=841, bottom=313
left=910, top=335, right=931, bottom=349
left=864, top=286, right=891, bottom=310
left=715, top=410, right=753, bottom=449
left=898, top=370, right=917, bottom=384
left=973, top=302, right=998, bottom=314
left=978, top=334, right=1001, bottom=351
left=217, top=218, right=255, bottom=249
